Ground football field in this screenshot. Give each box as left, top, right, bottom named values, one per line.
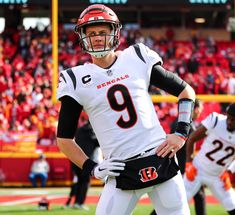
left=0, top=187, right=226, bottom=215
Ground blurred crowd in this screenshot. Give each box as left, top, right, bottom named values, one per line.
left=0, top=26, right=235, bottom=144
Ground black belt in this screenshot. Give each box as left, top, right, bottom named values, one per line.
left=126, top=147, right=155, bottom=161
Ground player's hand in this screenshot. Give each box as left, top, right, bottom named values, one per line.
left=156, top=133, right=185, bottom=158
left=93, top=158, right=125, bottom=180
left=185, top=162, right=197, bottom=181
left=220, top=171, right=232, bottom=191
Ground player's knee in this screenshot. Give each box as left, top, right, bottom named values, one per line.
left=221, top=196, right=235, bottom=212
left=184, top=183, right=194, bottom=202
left=183, top=177, right=201, bottom=202
left=158, top=176, right=188, bottom=209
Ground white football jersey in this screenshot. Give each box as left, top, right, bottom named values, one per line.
left=193, top=112, right=235, bottom=175
left=57, top=43, right=166, bottom=159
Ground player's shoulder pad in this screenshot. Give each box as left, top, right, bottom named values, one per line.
left=208, top=112, right=220, bottom=128
left=57, top=66, right=84, bottom=100
left=58, top=65, right=87, bottom=89
left=131, top=43, right=147, bottom=63
left=60, top=68, right=76, bottom=89
left=131, top=43, right=163, bottom=66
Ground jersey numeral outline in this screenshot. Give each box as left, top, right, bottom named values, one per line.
left=205, top=139, right=235, bottom=166
left=107, top=84, right=137, bottom=129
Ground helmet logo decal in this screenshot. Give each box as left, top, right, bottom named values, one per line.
left=88, top=16, right=104, bottom=21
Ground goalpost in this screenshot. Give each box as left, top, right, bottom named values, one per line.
left=52, top=0, right=58, bottom=104
left=51, top=1, right=235, bottom=105
left=151, top=94, right=235, bottom=103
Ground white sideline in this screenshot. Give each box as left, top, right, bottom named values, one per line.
left=0, top=195, right=64, bottom=206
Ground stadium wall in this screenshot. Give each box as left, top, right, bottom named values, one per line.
left=140, top=28, right=230, bottom=41
left=0, top=148, right=103, bottom=187
left=0, top=151, right=72, bottom=187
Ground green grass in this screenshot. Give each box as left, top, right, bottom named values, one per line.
left=0, top=204, right=226, bottom=215
left=190, top=205, right=225, bottom=215
left=0, top=187, right=227, bottom=214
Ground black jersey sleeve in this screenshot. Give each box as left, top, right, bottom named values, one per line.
left=150, top=64, right=187, bottom=97
left=57, top=96, right=83, bottom=138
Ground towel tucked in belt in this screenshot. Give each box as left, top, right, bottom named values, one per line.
left=115, top=154, right=179, bottom=190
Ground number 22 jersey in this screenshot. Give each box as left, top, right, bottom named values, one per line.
left=193, top=112, right=235, bottom=175
left=57, top=43, right=166, bottom=160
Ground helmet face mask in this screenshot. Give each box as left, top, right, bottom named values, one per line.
left=75, top=4, right=122, bottom=58
left=80, top=23, right=117, bottom=58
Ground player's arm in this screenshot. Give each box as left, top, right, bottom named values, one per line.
left=56, top=96, right=89, bottom=169
left=57, top=96, right=125, bottom=179
left=183, top=125, right=207, bottom=181
left=185, top=125, right=207, bottom=162
left=150, top=64, right=191, bottom=97
left=150, top=64, right=195, bottom=158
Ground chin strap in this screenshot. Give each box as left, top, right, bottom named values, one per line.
left=88, top=50, right=110, bottom=58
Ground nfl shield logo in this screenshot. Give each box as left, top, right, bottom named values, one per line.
left=106, top=70, right=113, bottom=76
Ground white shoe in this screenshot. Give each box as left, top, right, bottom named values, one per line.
left=62, top=205, right=69, bottom=209
left=72, top=204, right=89, bottom=211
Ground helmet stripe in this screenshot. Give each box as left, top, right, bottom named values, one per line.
left=81, top=7, right=109, bottom=18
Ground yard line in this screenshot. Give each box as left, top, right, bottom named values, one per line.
left=0, top=195, right=64, bottom=206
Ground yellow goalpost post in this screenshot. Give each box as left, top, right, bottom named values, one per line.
left=151, top=94, right=235, bottom=103
left=51, top=1, right=235, bottom=105
left=52, top=0, right=58, bottom=104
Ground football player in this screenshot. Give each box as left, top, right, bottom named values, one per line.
left=56, top=4, right=195, bottom=215
left=184, top=103, right=235, bottom=215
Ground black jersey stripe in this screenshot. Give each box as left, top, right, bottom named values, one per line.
left=66, top=69, right=76, bottom=90
left=133, top=44, right=146, bottom=63
left=213, top=115, right=218, bottom=128
left=59, top=73, right=67, bottom=83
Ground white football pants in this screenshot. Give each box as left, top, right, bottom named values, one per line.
left=96, top=173, right=190, bottom=215
left=184, top=163, right=235, bottom=211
